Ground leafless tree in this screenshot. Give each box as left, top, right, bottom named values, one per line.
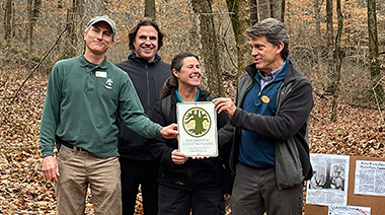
left=4, top=0, right=13, bottom=41
left=250, top=0, right=258, bottom=25
left=367, top=0, right=384, bottom=103
left=191, top=0, right=224, bottom=96
left=145, top=0, right=156, bottom=18
left=331, top=0, right=343, bottom=122
left=326, top=0, right=335, bottom=93
left=225, top=0, right=252, bottom=79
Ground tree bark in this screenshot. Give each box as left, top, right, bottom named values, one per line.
left=190, top=0, right=224, bottom=97
left=27, top=0, right=41, bottom=42
left=63, top=0, right=82, bottom=58
left=326, top=0, right=335, bottom=93
left=331, top=0, right=343, bottom=122
left=314, top=0, right=321, bottom=70
left=27, top=0, right=33, bottom=71
left=367, top=0, right=384, bottom=104
left=281, top=0, right=285, bottom=22
left=145, top=0, right=156, bottom=19
left=226, top=0, right=252, bottom=80
left=258, top=0, right=270, bottom=20
left=4, top=0, right=12, bottom=41
left=326, top=0, right=333, bottom=48
left=250, top=0, right=258, bottom=25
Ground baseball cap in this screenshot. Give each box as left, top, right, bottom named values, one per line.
left=86, top=15, right=116, bottom=40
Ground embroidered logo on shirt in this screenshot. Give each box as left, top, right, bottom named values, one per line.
left=105, top=78, right=113, bottom=89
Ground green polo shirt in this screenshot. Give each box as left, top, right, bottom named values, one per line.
left=40, top=54, right=162, bottom=158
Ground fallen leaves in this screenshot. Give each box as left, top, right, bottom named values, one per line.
left=1, top=71, right=385, bottom=214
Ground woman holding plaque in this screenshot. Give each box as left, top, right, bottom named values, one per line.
left=149, top=51, right=231, bottom=215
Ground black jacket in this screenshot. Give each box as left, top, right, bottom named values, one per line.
left=115, top=53, right=171, bottom=160
left=219, top=60, right=314, bottom=189
left=149, top=90, right=231, bottom=191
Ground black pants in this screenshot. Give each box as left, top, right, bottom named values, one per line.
left=120, top=157, right=159, bottom=215
left=158, top=184, right=225, bottom=215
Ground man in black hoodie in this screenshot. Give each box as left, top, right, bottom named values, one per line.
left=115, top=17, right=171, bottom=215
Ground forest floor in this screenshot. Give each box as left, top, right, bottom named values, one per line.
left=1, top=71, right=384, bottom=214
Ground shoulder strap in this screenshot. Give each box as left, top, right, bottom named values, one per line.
left=206, top=94, right=216, bottom=101
left=161, top=94, right=172, bottom=124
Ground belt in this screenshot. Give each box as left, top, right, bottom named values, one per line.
left=61, top=141, right=89, bottom=152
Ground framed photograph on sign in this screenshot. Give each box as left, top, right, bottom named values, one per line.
left=176, top=101, right=218, bottom=157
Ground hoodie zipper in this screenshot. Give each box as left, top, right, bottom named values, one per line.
left=145, top=64, right=150, bottom=107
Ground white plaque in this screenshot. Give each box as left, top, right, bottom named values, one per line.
left=176, top=101, right=218, bottom=157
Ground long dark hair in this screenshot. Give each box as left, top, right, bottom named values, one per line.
left=159, top=51, right=199, bottom=100
left=128, top=17, right=165, bottom=51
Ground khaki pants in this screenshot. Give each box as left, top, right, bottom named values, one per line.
left=56, top=145, right=122, bottom=215
left=231, top=163, right=303, bottom=215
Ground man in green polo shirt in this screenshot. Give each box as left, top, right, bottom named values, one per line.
left=39, top=15, right=178, bottom=215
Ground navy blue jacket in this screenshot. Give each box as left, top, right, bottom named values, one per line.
left=219, top=60, right=314, bottom=190
left=115, top=53, right=171, bottom=160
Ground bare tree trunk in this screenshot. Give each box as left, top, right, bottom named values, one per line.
left=25, top=0, right=42, bottom=70
left=314, top=0, right=321, bottom=70
left=257, top=0, right=282, bottom=21
left=27, top=0, right=33, bottom=72
left=326, top=0, right=335, bottom=93
left=270, top=0, right=283, bottom=21
left=145, top=0, right=156, bottom=19
left=270, top=0, right=274, bottom=18
left=27, top=0, right=41, bottom=42
left=281, top=0, right=285, bottom=22
left=4, top=0, right=12, bottom=41
left=190, top=0, right=224, bottom=97
left=367, top=0, right=384, bottom=104
left=331, top=0, right=343, bottom=122
left=32, top=0, right=41, bottom=26
left=326, top=0, right=333, bottom=48
left=258, top=0, right=270, bottom=20
left=64, top=0, right=82, bottom=58
left=226, top=0, right=252, bottom=79
left=250, top=0, right=258, bottom=25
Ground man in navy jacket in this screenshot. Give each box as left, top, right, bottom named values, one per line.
left=115, top=17, right=171, bottom=215
left=214, top=18, right=313, bottom=215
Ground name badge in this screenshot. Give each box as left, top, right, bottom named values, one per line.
left=95, top=71, right=107, bottom=78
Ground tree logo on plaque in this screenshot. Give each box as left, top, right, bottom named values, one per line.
left=182, top=107, right=211, bottom=137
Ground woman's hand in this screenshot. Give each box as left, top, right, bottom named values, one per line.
left=171, top=149, right=188, bottom=165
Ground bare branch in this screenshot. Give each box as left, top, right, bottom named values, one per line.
left=11, top=27, right=68, bottom=102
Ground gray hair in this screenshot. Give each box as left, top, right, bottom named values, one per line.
left=246, top=18, right=289, bottom=59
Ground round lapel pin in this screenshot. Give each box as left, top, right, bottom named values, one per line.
left=261, top=95, right=270, bottom=103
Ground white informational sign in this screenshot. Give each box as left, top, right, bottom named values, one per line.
left=176, top=102, right=218, bottom=157
left=355, top=160, right=385, bottom=196
left=328, top=205, right=371, bottom=215
left=306, top=153, right=350, bottom=206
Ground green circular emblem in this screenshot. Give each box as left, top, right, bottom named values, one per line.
left=182, top=107, right=211, bottom=137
